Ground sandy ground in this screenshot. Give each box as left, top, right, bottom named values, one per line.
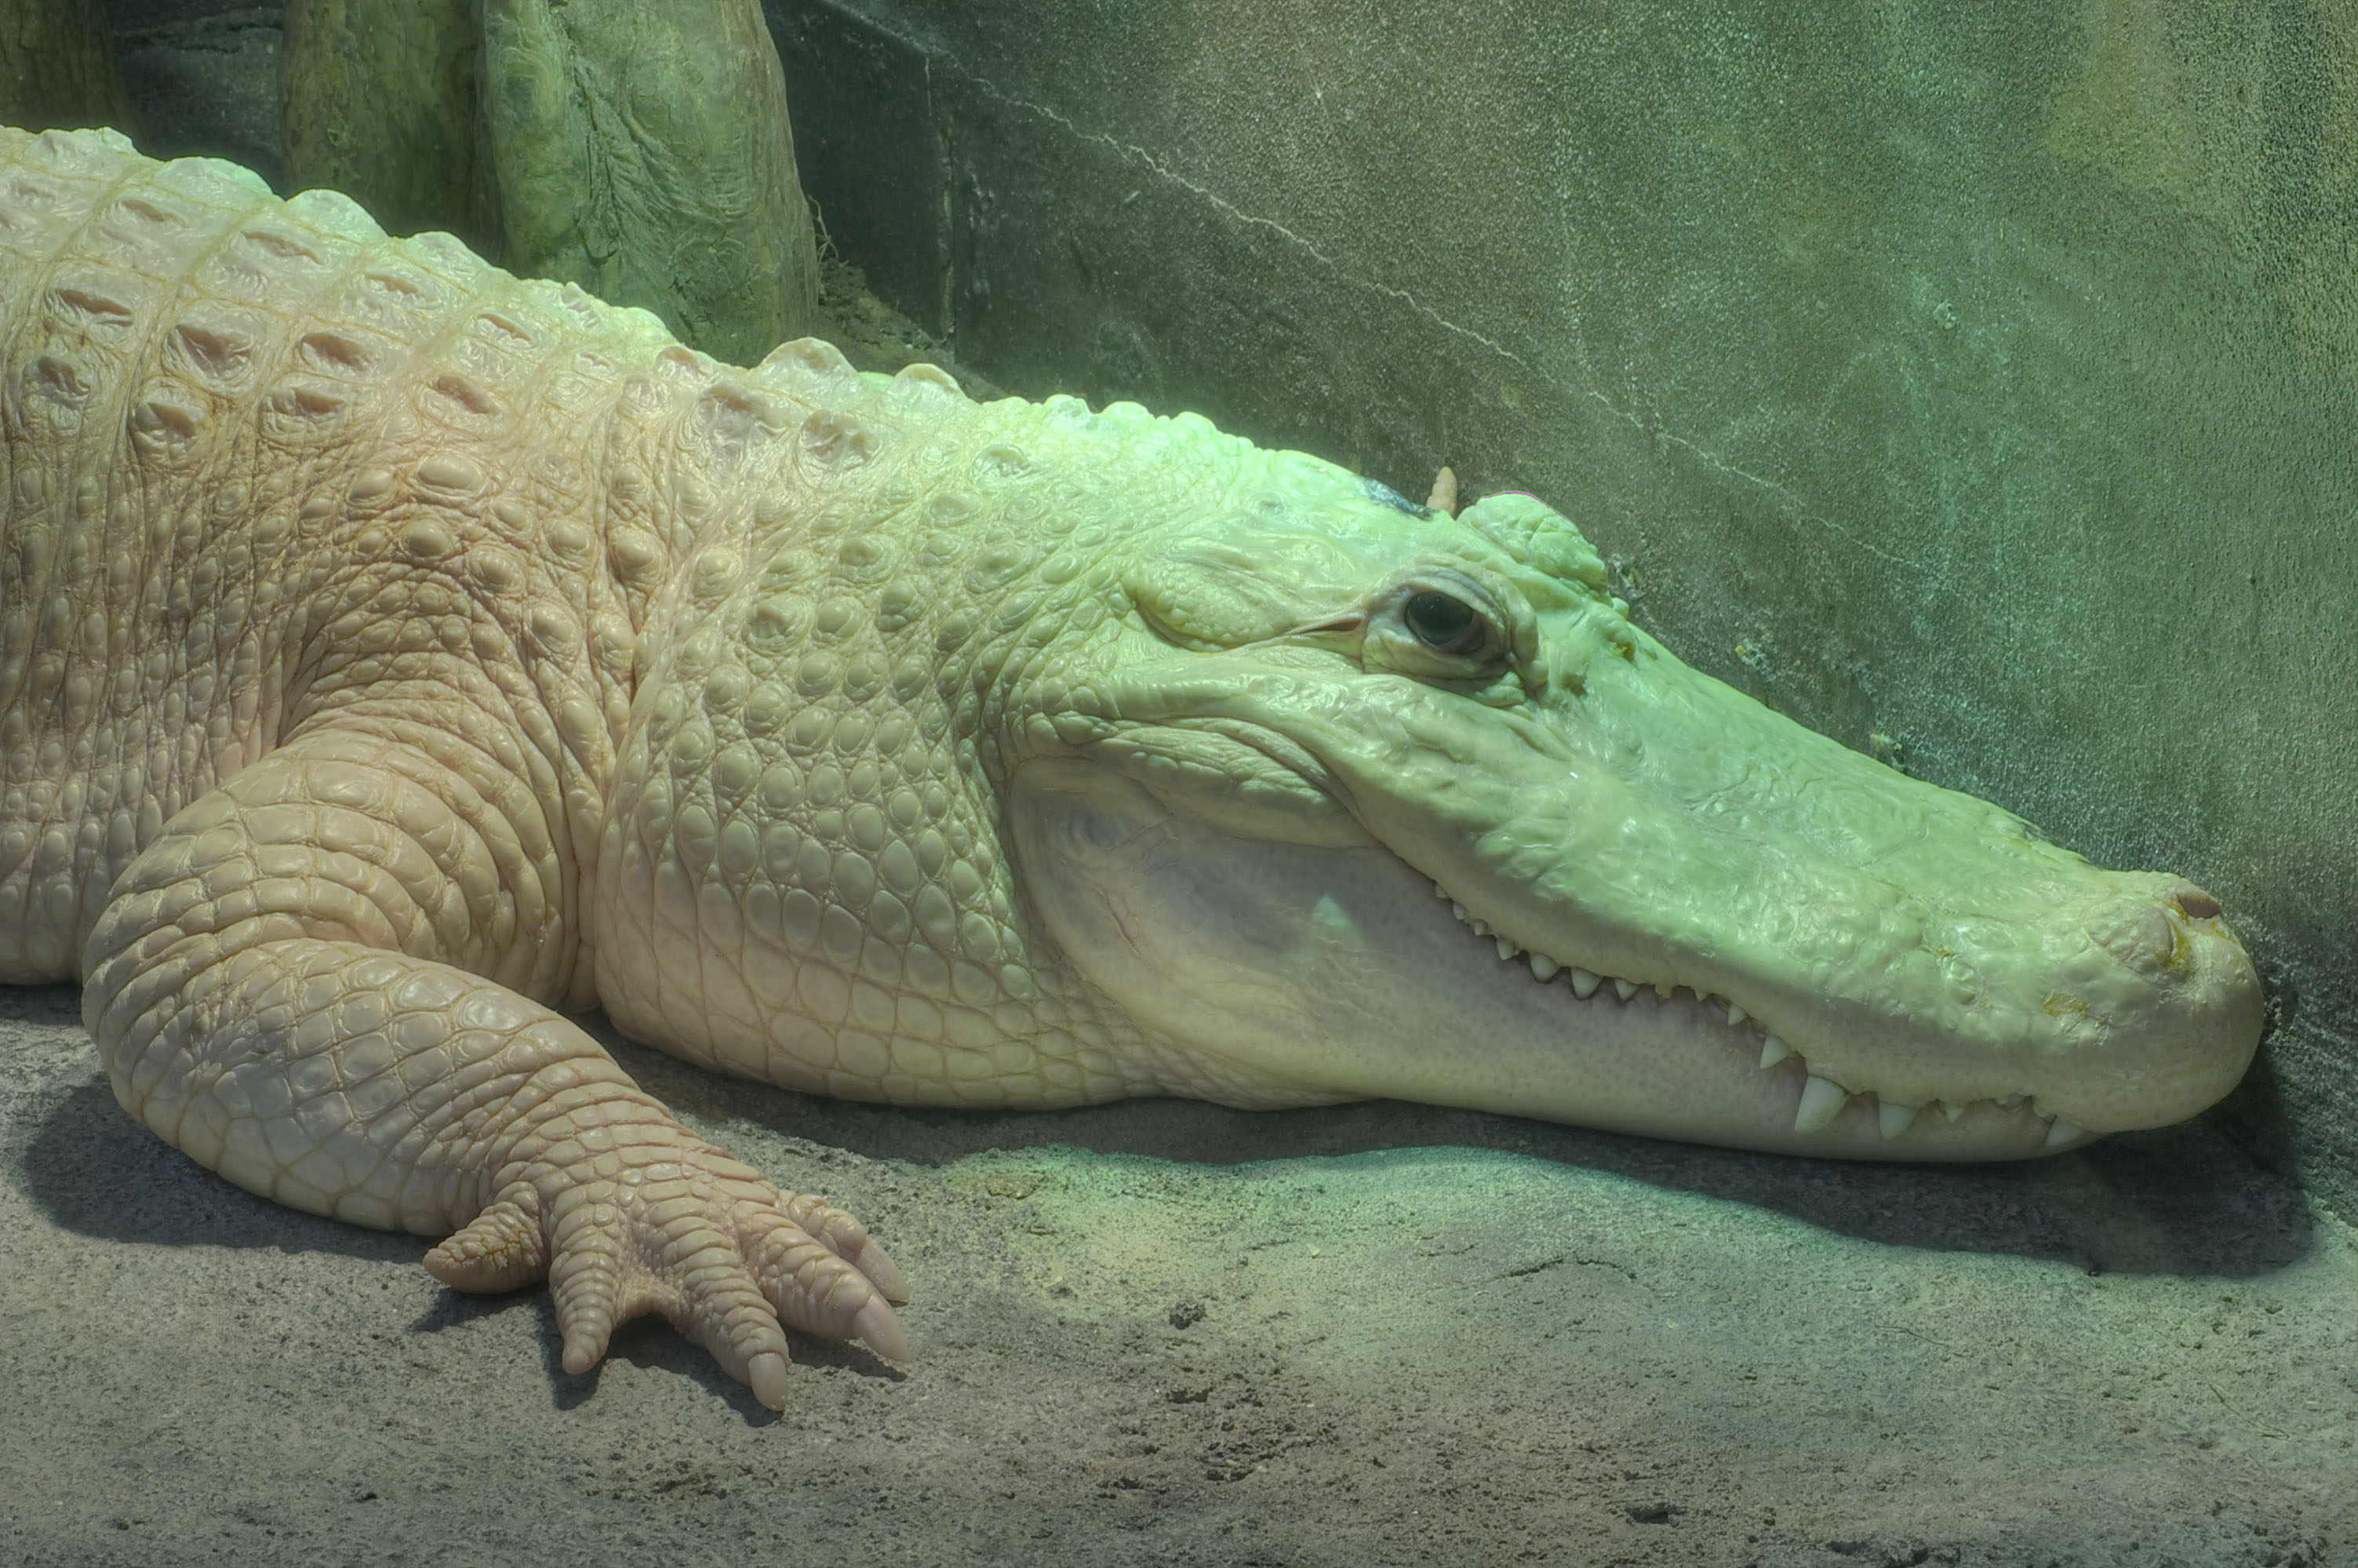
left=2, top=984, right=2351, bottom=1568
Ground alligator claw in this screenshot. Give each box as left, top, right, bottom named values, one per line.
left=424, top=1127, right=907, bottom=1410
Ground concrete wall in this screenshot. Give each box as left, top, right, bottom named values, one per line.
left=769, top=0, right=2358, bottom=1201
left=99, top=1, right=281, bottom=184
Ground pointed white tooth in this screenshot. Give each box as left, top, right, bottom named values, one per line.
left=1654, top=981, right=1676, bottom=1000
left=1877, top=1100, right=1920, bottom=1140
left=1996, top=1093, right=2025, bottom=1109
left=1495, top=935, right=1519, bottom=961
left=1726, top=1002, right=1747, bottom=1027
left=1613, top=978, right=1636, bottom=1002
left=1569, top=967, right=1602, bottom=999
left=1940, top=1101, right=1965, bottom=1122
left=1452, top=901, right=1469, bottom=922
left=1794, top=1075, right=1849, bottom=1133
left=1758, top=1035, right=1792, bottom=1069
left=1528, top=953, right=1561, bottom=981
left=2045, top=1116, right=2087, bottom=1148
left=1471, top=919, right=1491, bottom=937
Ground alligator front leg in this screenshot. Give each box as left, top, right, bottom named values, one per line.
left=79, top=728, right=905, bottom=1409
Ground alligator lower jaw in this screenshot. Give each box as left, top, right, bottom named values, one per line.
left=1432, top=880, right=2093, bottom=1155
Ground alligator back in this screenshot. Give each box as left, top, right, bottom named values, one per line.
left=0, top=126, right=654, bottom=980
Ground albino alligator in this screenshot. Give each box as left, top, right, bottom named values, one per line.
left=0, top=128, right=2264, bottom=1410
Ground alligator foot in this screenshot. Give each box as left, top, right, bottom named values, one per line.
left=426, top=1128, right=909, bottom=1410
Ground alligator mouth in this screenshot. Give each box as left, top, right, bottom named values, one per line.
left=1432, top=879, right=2092, bottom=1150
left=1009, top=744, right=2253, bottom=1156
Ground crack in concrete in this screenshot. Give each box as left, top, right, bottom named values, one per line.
left=1574, top=380, right=1926, bottom=573
left=989, top=89, right=1529, bottom=371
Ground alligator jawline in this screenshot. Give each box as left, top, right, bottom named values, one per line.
left=1432, top=880, right=2088, bottom=1148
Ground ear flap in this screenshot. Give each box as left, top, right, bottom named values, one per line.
left=1423, top=466, right=1459, bottom=515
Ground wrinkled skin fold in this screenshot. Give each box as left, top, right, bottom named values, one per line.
left=0, top=129, right=2264, bottom=1410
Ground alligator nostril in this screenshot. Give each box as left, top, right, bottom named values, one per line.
left=2175, top=888, right=2222, bottom=920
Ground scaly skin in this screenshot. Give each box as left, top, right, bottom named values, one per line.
left=0, top=129, right=2264, bottom=1409
left=1, top=128, right=902, bottom=1406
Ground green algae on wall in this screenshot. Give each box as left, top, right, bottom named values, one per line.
left=2045, top=0, right=2263, bottom=221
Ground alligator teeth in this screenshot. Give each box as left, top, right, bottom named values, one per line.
left=1433, top=900, right=2069, bottom=1147
left=1794, top=1075, right=1849, bottom=1133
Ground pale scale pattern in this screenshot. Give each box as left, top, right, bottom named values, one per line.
left=0, top=129, right=916, bottom=1407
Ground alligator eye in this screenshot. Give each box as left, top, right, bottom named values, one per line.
left=1403, top=590, right=1485, bottom=654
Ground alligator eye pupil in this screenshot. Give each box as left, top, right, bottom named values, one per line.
left=1404, top=591, right=1480, bottom=651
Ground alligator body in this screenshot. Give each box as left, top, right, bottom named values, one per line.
left=0, top=129, right=2264, bottom=1407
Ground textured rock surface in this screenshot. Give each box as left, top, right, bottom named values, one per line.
left=102, top=2, right=280, bottom=187
left=479, top=0, right=821, bottom=362
left=280, top=0, right=487, bottom=253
